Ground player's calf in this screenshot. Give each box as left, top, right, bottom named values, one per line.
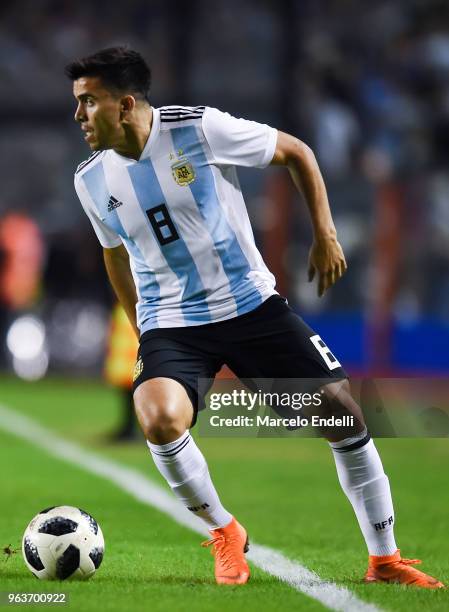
left=322, top=389, right=444, bottom=589
left=330, top=429, right=397, bottom=557
left=135, top=379, right=234, bottom=535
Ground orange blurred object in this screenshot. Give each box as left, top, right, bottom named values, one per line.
left=104, top=303, right=139, bottom=388
left=0, top=213, right=44, bottom=310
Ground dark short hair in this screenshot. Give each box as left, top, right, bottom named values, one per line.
left=65, top=46, right=151, bottom=102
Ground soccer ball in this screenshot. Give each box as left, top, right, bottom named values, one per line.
left=22, top=506, right=104, bottom=580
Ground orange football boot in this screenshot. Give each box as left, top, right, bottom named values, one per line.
left=365, top=550, right=445, bottom=588
left=202, top=517, right=250, bottom=585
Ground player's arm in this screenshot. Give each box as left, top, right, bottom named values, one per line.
left=271, top=131, right=347, bottom=297
left=73, top=175, right=139, bottom=332
left=103, top=244, right=139, bottom=338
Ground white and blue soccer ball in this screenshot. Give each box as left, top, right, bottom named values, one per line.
left=22, top=506, right=104, bottom=580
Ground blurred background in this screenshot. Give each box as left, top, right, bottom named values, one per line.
left=1, top=0, right=449, bottom=385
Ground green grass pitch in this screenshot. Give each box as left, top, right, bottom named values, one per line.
left=0, top=376, right=448, bottom=611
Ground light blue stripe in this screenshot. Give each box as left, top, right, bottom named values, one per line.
left=127, top=160, right=211, bottom=325
left=82, top=162, right=125, bottom=235
left=170, top=126, right=262, bottom=316
left=82, top=162, right=161, bottom=330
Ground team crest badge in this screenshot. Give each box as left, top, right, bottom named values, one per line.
left=133, top=357, right=143, bottom=382
left=171, top=157, right=195, bottom=186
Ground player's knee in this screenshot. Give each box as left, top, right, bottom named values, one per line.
left=320, top=378, right=351, bottom=406
left=133, top=393, right=190, bottom=443
left=135, top=402, right=183, bottom=441
left=319, top=378, right=365, bottom=435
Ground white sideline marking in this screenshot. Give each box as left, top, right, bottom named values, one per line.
left=0, top=405, right=381, bottom=612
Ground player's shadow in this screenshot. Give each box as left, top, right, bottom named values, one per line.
left=147, top=576, right=214, bottom=586
left=100, top=574, right=215, bottom=586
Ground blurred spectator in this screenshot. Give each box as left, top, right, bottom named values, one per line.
left=1, top=0, right=448, bottom=372
left=0, top=213, right=44, bottom=310
left=104, top=304, right=139, bottom=441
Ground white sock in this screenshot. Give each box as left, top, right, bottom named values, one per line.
left=147, top=430, right=233, bottom=529
left=330, top=430, right=397, bottom=556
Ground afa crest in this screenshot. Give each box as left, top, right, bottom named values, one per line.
left=133, top=357, right=143, bottom=382
left=171, top=157, right=195, bottom=186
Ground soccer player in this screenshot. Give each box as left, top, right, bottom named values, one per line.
left=66, top=47, right=444, bottom=588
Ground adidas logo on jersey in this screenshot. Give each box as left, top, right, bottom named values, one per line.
left=107, top=195, right=123, bottom=212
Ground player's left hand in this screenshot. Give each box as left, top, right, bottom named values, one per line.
left=308, top=235, right=347, bottom=297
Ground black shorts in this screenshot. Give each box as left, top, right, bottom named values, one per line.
left=133, top=295, right=347, bottom=425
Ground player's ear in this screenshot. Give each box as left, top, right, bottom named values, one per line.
left=120, top=95, right=136, bottom=122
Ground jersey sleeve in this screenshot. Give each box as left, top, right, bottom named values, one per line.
left=202, top=107, right=278, bottom=168
left=74, top=174, right=122, bottom=249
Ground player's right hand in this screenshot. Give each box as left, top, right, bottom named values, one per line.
left=307, top=236, right=347, bottom=297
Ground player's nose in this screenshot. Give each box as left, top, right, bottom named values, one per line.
left=74, top=103, right=85, bottom=122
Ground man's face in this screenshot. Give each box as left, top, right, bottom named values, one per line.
left=73, top=76, right=123, bottom=150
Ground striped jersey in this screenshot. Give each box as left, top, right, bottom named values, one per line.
left=74, top=106, right=278, bottom=333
